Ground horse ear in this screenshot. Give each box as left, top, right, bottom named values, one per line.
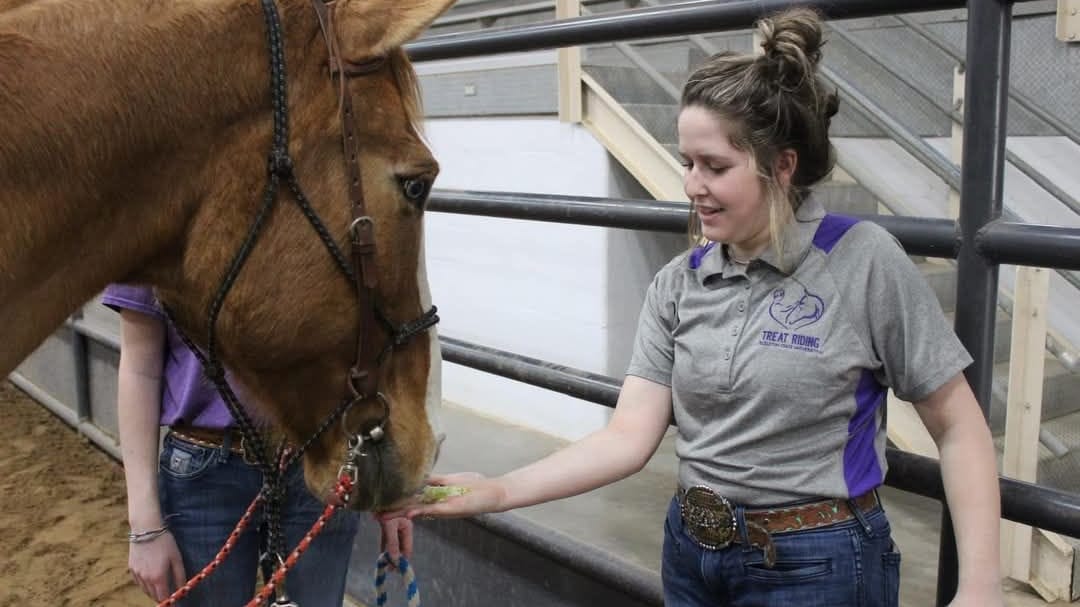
left=335, top=0, right=456, bottom=59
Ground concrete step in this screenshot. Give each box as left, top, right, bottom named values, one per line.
left=583, top=65, right=681, bottom=105
left=990, top=358, right=1080, bottom=438
left=946, top=309, right=1013, bottom=365
left=583, top=41, right=695, bottom=74
left=621, top=102, right=679, bottom=145
left=1029, top=409, right=1080, bottom=494
left=822, top=27, right=952, bottom=138
left=816, top=180, right=881, bottom=216
left=918, top=262, right=958, bottom=312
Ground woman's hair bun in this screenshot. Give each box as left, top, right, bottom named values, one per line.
left=756, top=7, right=826, bottom=91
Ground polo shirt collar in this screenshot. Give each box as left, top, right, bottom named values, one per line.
left=693, top=195, right=826, bottom=281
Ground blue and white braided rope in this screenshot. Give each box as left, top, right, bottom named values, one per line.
left=374, top=552, right=420, bottom=607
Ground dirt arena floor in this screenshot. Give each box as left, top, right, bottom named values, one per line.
left=0, top=381, right=148, bottom=606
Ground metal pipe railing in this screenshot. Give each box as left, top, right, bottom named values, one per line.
left=426, top=189, right=1080, bottom=266
left=47, top=299, right=1058, bottom=602
left=943, top=1, right=1012, bottom=601
left=429, top=189, right=1080, bottom=376
left=407, top=0, right=984, bottom=62
left=441, top=337, right=1080, bottom=539
left=978, top=220, right=1080, bottom=271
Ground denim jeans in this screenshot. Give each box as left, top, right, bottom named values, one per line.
left=662, top=494, right=900, bottom=607
left=159, top=432, right=360, bottom=607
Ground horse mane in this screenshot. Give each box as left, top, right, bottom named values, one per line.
left=390, top=49, right=425, bottom=135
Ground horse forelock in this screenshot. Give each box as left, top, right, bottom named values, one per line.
left=389, top=50, right=424, bottom=136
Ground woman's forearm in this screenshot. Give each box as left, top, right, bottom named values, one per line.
left=917, top=374, right=1002, bottom=596
left=496, top=375, right=672, bottom=511
left=497, top=424, right=659, bottom=511
left=937, top=408, right=1002, bottom=592
left=117, top=310, right=167, bottom=530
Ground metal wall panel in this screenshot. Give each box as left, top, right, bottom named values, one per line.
left=14, top=329, right=78, bottom=419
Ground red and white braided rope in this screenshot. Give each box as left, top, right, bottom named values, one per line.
left=155, top=474, right=353, bottom=607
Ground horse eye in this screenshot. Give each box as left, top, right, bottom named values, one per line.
left=400, top=177, right=431, bottom=205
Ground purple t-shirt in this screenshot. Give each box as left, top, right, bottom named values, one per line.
left=102, top=284, right=235, bottom=429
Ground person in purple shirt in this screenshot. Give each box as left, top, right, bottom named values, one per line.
left=105, top=284, right=411, bottom=605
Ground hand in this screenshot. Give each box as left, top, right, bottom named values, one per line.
left=128, top=530, right=186, bottom=602
left=378, top=515, right=414, bottom=563
left=382, top=472, right=505, bottom=520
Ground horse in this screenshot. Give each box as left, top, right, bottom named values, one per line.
left=0, top=0, right=454, bottom=511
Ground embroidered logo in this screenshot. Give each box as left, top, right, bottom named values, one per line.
left=759, top=287, right=826, bottom=353
left=768, top=287, right=824, bottom=330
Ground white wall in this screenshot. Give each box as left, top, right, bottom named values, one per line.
left=424, top=117, right=683, bottom=441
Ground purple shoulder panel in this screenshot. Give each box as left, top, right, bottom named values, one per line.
left=812, top=214, right=860, bottom=254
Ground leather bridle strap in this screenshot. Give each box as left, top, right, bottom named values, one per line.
left=311, top=0, right=385, bottom=405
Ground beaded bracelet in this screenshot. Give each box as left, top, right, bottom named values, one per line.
left=128, top=522, right=171, bottom=544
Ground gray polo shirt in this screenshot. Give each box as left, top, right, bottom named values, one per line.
left=627, top=196, right=971, bottom=506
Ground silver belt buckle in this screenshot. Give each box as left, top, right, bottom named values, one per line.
left=680, top=485, right=737, bottom=550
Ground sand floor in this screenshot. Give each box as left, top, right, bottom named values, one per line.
left=0, top=381, right=148, bottom=606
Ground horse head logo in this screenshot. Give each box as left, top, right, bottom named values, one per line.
left=768, top=287, right=825, bottom=330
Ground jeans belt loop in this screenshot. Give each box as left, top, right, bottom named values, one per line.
left=848, top=490, right=875, bottom=535
left=219, top=429, right=233, bottom=463
left=735, top=505, right=750, bottom=545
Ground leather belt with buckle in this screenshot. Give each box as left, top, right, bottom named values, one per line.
left=169, top=426, right=249, bottom=458
left=677, top=485, right=880, bottom=568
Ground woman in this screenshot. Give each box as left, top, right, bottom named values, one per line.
left=388, top=8, right=1002, bottom=607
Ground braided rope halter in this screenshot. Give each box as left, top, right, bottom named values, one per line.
left=155, top=0, right=438, bottom=604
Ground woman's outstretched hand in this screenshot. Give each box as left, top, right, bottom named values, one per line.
left=380, top=472, right=506, bottom=521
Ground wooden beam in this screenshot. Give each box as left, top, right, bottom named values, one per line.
left=999, top=266, right=1052, bottom=594
left=556, top=0, right=582, bottom=123
left=580, top=74, right=686, bottom=202
left=948, top=65, right=963, bottom=219
left=886, top=393, right=939, bottom=458
left=1057, top=0, right=1080, bottom=42
left=1029, top=530, right=1077, bottom=601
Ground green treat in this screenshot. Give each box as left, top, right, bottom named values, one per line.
left=419, top=485, right=470, bottom=504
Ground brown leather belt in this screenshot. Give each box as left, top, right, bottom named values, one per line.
left=168, top=426, right=248, bottom=456
left=677, top=486, right=880, bottom=567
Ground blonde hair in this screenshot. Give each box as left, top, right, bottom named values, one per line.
left=681, top=7, right=839, bottom=263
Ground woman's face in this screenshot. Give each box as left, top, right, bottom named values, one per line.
left=677, top=105, right=771, bottom=256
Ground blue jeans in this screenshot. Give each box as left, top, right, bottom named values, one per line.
left=159, top=432, right=360, bottom=607
left=662, top=495, right=900, bottom=607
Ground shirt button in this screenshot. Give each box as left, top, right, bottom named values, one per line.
left=731, top=327, right=739, bottom=336
left=737, top=302, right=746, bottom=312
left=723, top=351, right=731, bottom=360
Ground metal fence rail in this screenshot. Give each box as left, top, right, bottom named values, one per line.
left=440, top=336, right=1080, bottom=538
left=17, top=310, right=1079, bottom=607
left=409, top=0, right=1071, bottom=603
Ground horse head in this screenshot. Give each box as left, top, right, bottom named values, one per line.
left=0, top=0, right=453, bottom=510
left=169, top=0, right=457, bottom=510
